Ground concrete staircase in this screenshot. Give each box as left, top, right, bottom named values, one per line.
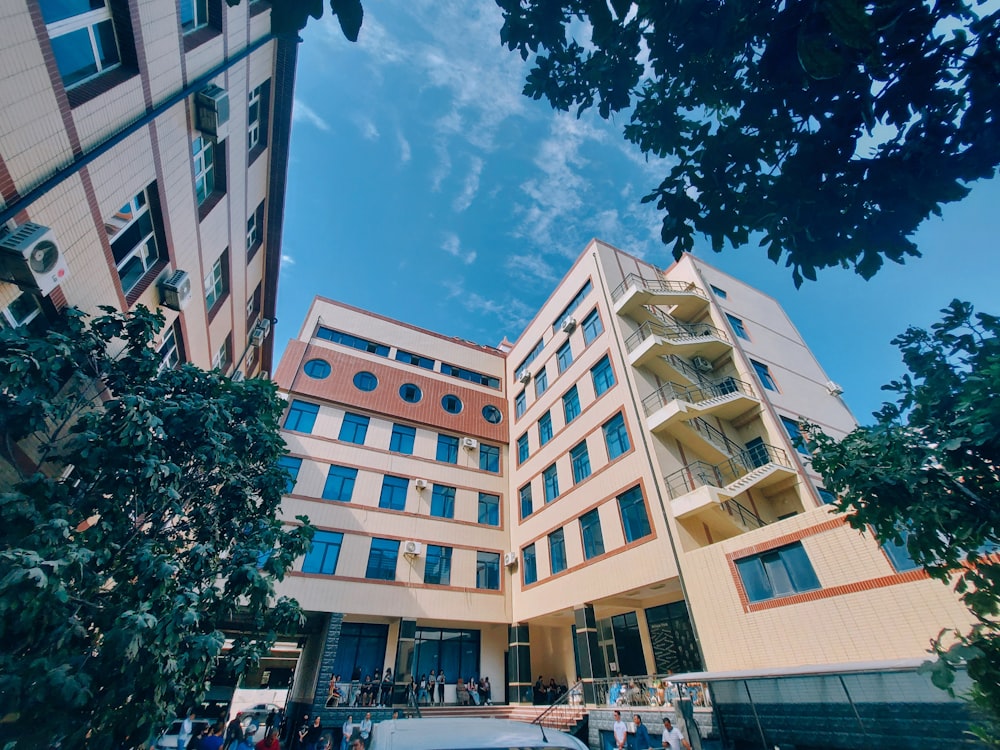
left=417, top=704, right=588, bottom=734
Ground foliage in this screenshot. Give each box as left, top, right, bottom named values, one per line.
left=227, top=0, right=364, bottom=42
left=808, top=300, right=1000, bottom=740
left=496, top=0, right=1000, bottom=285
left=0, top=307, right=313, bottom=750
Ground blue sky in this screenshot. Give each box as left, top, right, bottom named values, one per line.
left=276, top=0, right=1000, bottom=424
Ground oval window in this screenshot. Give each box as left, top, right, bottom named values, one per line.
left=482, top=405, right=503, bottom=424
left=441, top=394, right=463, bottom=414
left=399, top=383, right=422, bottom=403
left=353, top=371, right=378, bottom=391
left=304, top=359, right=332, bottom=379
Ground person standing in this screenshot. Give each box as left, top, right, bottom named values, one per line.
left=341, top=715, right=355, bottom=750
left=359, top=712, right=373, bottom=747
left=178, top=710, right=195, bottom=750
left=633, top=715, right=651, bottom=750
left=429, top=670, right=437, bottom=706
left=223, top=715, right=244, bottom=750
left=613, top=710, right=628, bottom=750
left=380, top=668, right=393, bottom=707
left=418, top=674, right=429, bottom=705
left=483, top=676, right=492, bottom=705
left=436, top=670, right=446, bottom=706
left=660, top=717, right=691, bottom=750
left=255, top=729, right=281, bottom=750
left=201, top=724, right=225, bottom=750
left=303, top=716, right=323, bottom=750
left=265, top=709, right=277, bottom=735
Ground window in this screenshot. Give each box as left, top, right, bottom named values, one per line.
left=412, top=627, right=480, bottom=682
left=353, top=371, right=378, bottom=391
left=204, top=250, right=229, bottom=312
left=535, top=368, right=549, bottom=398
left=179, top=0, right=209, bottom=31
left=276, top=456, right=301, bottom=493
left=390, top=424, right=416, bottom=454
left=424, top=545, right=452, bottom=585
left=322, top=465, right=357, bottom=502
left=543, top=464, right=559, bottom=504
left=246, top=283, right=262, bottom=329
left=582, top=309, right=603, bottom=345
left=379, top=475, right=409, bottom=511
left=41, top=0, right=121, bottom=90
left=710, top=285, right=727, bottom=298
left=436, top=434, right=459, bottom=464
left=549, top=529, right=567, bottom=574
left=603, top=412, right=630, bottom=459
left=212, top=333, right=231, bottom=371
left=430, top=484, right=456, bottom=519
left=781, top=416, right=808, bottom=454
left=726, top=313, right=749, bottom=340
left=751, top=360, right=778, bottom=391
left=366, top=538, right=400, bottom=581
left=480, top=444, right=499, bottom=473
left=441, top=362, right=501, bottom=389
left=303, top=359, right=331, bottom=379
left=817, top=487, right=836, bottom=505
left=399, top=383, right=422, bottom=403
left=246, top=199, right=265, bottom=259
left=618, top=486, right=652, bottom=542
left=247, top=79, right=270, bottom=156
left=515, top=391, right=526, bottom=419
left=284, top=400, right=318, bottom=433
left=538, top=411, right=553, bottom=446
left=580, top=509, right=605, bottom=560
left=476, top=551, right=500, bottom=590
left=302, top=530, right=343, bottom=575
left=157, top=321, right=184, bottom=371
left=881, top=532, right=921, bottom=573
left=591, top=355, right=615, bottom=396
left=516, top=433, right=529, bottom=465
left=557, top=341, right=573, bottom=373
left=192, top=135, right=216, bottom=204
left=570, top=441, right=592, bottom=483
left=514, top=339, right=545, bottom=376
left=317, top=327, right=390, bottom=357
left=523, top=544, right=537, bottom=585
left=339, top=412, right=369, bottom=444
left=395, top=349, right=435, bottom=369
left=552, top=279, right=593, bottom=334
left=735, top=542, right=821, bottom=602
left=478, top=493, right=500, bottom=526
left=106, top=185, right=163, bottom=295
left=482, top=405, right=503, bottom=424
left=563, top=386, right=581, bottom=423
left=519, top=484, right=534, bottom=519
left=441, top=395, right=463, bottom=414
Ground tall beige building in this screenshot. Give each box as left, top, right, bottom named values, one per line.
left=275, top=241, right=975, bottom=746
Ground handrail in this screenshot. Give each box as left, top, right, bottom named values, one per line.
left=721, top=498, right=766, bottom=529
left=610, top=274, right=708, bottom=303
left=532, top=680, right=583, bottom=728
left=591, top=675, right=713, bottom=709
left=686, top=417, right=743, bottom=455
left=665, top=444, right=793, bottom=499
left=405, top=685, right=422, bottom=719
left=661, top=354, right=707, bottom=383
left=641, top=377, right=756, bottom=415
left=624, top=319, right=729, bottom=353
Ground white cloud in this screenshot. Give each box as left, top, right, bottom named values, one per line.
left=442, top=279, right=533, bottom=333
left=281, top=254, right=296, bottom=266
left=504, top=253, right=559, bottom=287
left=355, top=116, right=380, bottom=141
left=292, top=98, right=331, bottom=132
left=441, top=232, right=477, bottom=265
left=452, top=157, right=484, bottom=212
left=397, top=130, right=412, bottom=163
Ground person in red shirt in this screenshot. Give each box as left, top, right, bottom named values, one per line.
left=255, top=729, right=281, bottom=750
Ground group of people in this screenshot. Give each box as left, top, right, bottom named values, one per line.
left=460, top=676, right=492, bottom=706
left=532, top=676, right=566, bottom=705
left=409, top=670, right=447, bottom=705
left=175, top=709, right=281, bottom=750
left=611, top=711, right=691, bottom=750
left=327, top=669, right=395, bottom=708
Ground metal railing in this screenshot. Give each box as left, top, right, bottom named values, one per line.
left=665, top=444, right=792, bottom=499
left=721, top=498, right=767, bottom=530
left=685, top=417, right=744, bottom=455
left=661, top=353, right=708, bottom=383
left=532, top=680, right=584, bottom=729
left=592, top=675, right=713, bottom=709
left=610, top=274, right=708, bottom=303
left=642, top=378, right=756, bottom=415
left=624, top=319, right=729, bottom=353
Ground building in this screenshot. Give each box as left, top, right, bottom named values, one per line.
left=0, top=0, right=294, bottom=377
left=274, top=241, right=977, bottom=746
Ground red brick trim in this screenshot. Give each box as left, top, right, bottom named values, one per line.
left=126, top=0, right=153, bottom=111
left=125, top=260, right=169, bottom=308
left=49, top=286, right=68, bottom=311
left=728, top=516, right=846, bottom=560
left=0, top=153, right=20, bottom=205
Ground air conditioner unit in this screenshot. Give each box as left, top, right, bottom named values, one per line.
left=195, top=84, right=230, bottom=139
left=0, top=223, right=68, bottom=296
left=560, top=316, right=577, bottom=333
left=826, top=380, right=845, bottom=396
left=462, top=437, right=478, bottom=451
left=232, top=370, right=245, bottom=382
left=250, top=318, right=272, bottom=347
left=503, top=552, right=518, bottom=567
left=414, top=478, right=428, bottom=490
left=517, top=370, right=532, bottom=384
left=403, top=540, right=423, bottom=556
left=257, top=370, right=271, bottom=380
left=158, top=270, right=192, bottom=311
left=691, top=355, right=713, bottom=372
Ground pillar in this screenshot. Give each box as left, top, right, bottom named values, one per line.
left=393, top=618, right=417, bottom=704
left=574, top=604, right=606, bottom=705
left=507, top=623, right=532, bottom=704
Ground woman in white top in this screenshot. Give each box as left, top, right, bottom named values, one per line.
left=341, top=715, right=355, bottom=750
left=359, top=712, right=373, bottom=746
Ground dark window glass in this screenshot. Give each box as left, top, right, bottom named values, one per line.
left=413, top=628, right=479, bottom=684
left=399, top=383, right=422, bottom=403
left=395, top=350, right=435, bottom=369
left=441, top=362, right=501, bottom=389
left=549, top=529, right=567, bottom=574
left=316, top=327, right=389, bottom=357
left=302, top=530, right=343, bottom=575
left=817, top=488, right=836, bottom=505
left=304, top=359, right=331, bottom=379
left=552, top=280, right=593, bottom=334
left=339, top=412, right=369, bottom=444
left=570, top=440, right=592, bottom=483
left=603, top=412, right=630, bottom=459
left=322, top=465, right=357, bottom=502
left=618, top=486, right=652, bottom=542
left=726, top=313, right=749, bottom=340
left=580, top=509, right=605, bottom=559
left=514, top=339, right=545, bottom=377
left=476, top=551, right=500, bottom=590
left=751, top=360, right=778, bottom=391
left=515, top=391, right=526, bottom=419
left=538, top=411, right=553, bottom=445
left=478, top=493, right=500, bottom=526
left=333, top=622, right=389, bottom=684
left=424, top=545, right=452, bottom=585
left=517, top=433, right=529, bottom=464
left=482, top=404, right=503, bottom=423
left=523, top=544, right=537, bottom=585
left=441, top=394, right=463, bottom=414
left=520, top=484, right=533, bottom=519
left=366, top=538, right=400, bottom=581
left=582, top=309, right=603, bottom=345
left=563, top=385, right=581, bottom=423
left=591, top=355, right=615, bottom=395
left=284, top=400, right=319, bottom=433
left=534, top=368, right=549, bottom=398
left=430, top=484, right=456, bottom=519
left=557, top=341, right=573, bottom=373
left=436, top=434, right=459, bottom=463
left=543, top=464, right=559, bottom=503
left=379, top=475, right=409, bottom=511
left=276, top=456, right=301, bottom=494
left=353, top=371, right=378, bottom=391
left=390, top=424, right=416, bottom=454
left=781, top=416, right=808, bottom=454
left=734, top=542, right=821, bottom=602
left=710, top=285, right=727, bottom=298
left=480, top=444, right=499, bottom=473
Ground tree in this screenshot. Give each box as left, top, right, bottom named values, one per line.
left=231, top=0, right=364, bottom=41
left=807, top=300, right=1000, bottom=743
left=0, top=307, right=314, bottom=750
left=496, top=1, right=1000, bottom=285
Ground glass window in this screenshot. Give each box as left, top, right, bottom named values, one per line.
left=781, top=416, right=808, bottom=454
left=339, top=412, right=369, bottom=444
left=535, top=367, right=549, bottom=398
left=557, top=341, right=573, bottom=373
left=192, top=136, right=216, bottom=205
left=882, top=532, right=921, bottom=572
left=276, top=456, right=301, bottom=494
left=179, top=0, right=209, bottom=31
left=603, top=412, right=630, bottom=459
left=42, top=0, right=121, bottom=89
left=570, top=440, right=592, bottom=483
left=817, top=488, right=836, bottom=505
left=436, top=434, right=459, bottom=463
left=303, top=359, right=331, bottom=379
left=482, top=404, right=503, bottom=424
left=580, top=509, right=605, bottom=560
left=353, top=371, right=378, bottom=391
left=424, top=545, right=452, bottom=585
left=322, top=464, right=357, bottom=502
left=515, top=391, right=527, bottom=419
left=710, top=285, right=727, bottom=298
left=204, top=251, right=228, bottom=310
left=478, top=493, right=500, bottom=526
left=441, top=362, right=501, bottom=389
left=476, top=551, right=500, bottom=590
left=543, top=464, right=559, bottom=504
left=726, top=313, right=749, bottom=340
left=523, top=544, right=537, bottom=585
left=549, top=529, right=567, bottom=574
left=284, top=400, right=319, bottom=433
left=106, top=185, right=162, bottom=295
left=301, top=530, right=343, bottom=575
left=395, top=350, right=435, bottom=369
left=538, top=411, right=553, bottom=446
left=563, top=385, right=581, bottom=423
left=156, top=321, right=183, bottom=372
left=334, top=622, right=389, bottom=684
left=430, top=484, right=456, bottom=519
left=390, top=424, right=416, bottom=454
left=412, top=628, right=480, bottom=683
left=552, top=280, right=593, bottom=334
left=399, top=383, right=422, bottom=403
left=618, top=486, right=652, bottom=542
left=212, top=334, right=231, bottom=371
left=366, top=538, right=400, bottom=581
left=441, top=395, right=463, bottom=414
left=519, top=484, right=534, bottom=519
left=582, top=309, right=604, bottom=345
left=591, top=355, right=615, bottom=396
left=480, top=444, right=499, bottom=473
left=379, top=475, right=409, bottom=511
left=247, top=79, right=269, bottom=153
left=246, top=210, right=258, bottom=253
left=514, top=339, right=545, bottom=377
left=516, top=433, right=529, bottom=465
left=734, top=542, right=821, bottom=602
left=317, top=327, right=390, bottom=357
left=751, top=360, right=778, bottom=391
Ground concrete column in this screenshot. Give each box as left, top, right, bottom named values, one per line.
left=310, top=612, right=344, bottom=713
left=507, top=623, right=531, bottom=704
left=574, top=604, right=606, bottom=705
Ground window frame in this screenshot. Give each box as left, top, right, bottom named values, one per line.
left=734, top=542, right=821, bottom=603
left=591, top=355, right=615, bottom=396
left=204, top=249, right=229, bottom=316
left=479, top=443, right=500, bottom=473
left=562, top=385, right=581, bottom=424
left=378, top=475, right=409, bottom=511
left=523, top=543, right=537, bottom=585
left=106, top=184, right=164, bottom=296
left=247, top=79, right=271, bottom=160
left=43, top=1, right=122, bottom=91
left=476, top=551, right=501, bottom=591
left=579, top=508, right=606, bottom=560
left=276, top=455, right=301, bottom=494
left=430, top=484, right=456, bottom=519
left=556, top=340, right=573, bottom=373
left=603, top=412, right=630, bottom=459
left=477, top=493, right=500, bottom=526
left=534, top=367, right=549, bottom=398
left=436, top=434, right=459, bottom=463
left=538, top=411, right=553, bottom=446
left=365, top=538, right=400, bottom=581
left=516, top=433, right=529, bottom=465
left=322, top=464, right=357, bottom=502
left=301, top=530, right=344, bottom=575
left=751, top=359, right=778, bottom=391
left=284, top=400, right=319, bottom=433
left=781, top=416, right=808, bottom=454
left=582, top=308, right=604, bottom=345
left=548, top=529, right=567, bottom=575
left=389, top=423, right=416, bottom=455
left=617, top=486, right=652, bottom=543
left=543, top=463, right=559, bottom=504
left=339, top=412, right=370, bottom=444
left=424, top=544, right=453, bottom=586
left=515, top=390, right=527, bottom=419
left=519, top=484, right=534, bottom=519
left=569, top=440, right=592, bottom=484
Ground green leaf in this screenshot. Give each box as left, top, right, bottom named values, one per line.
left=331, top=0, right=363, bottom=42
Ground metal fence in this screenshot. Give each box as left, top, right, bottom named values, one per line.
left=590, top=676, right=713, bottom=710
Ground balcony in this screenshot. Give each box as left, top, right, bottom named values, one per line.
left=642, top=377, right=759, bottom=433
left=624, top=320, right=731, bottom=371
left=611, top=274, right=709, bottom=320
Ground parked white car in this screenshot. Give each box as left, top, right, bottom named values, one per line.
left=368, top=717, right=587, bottom=750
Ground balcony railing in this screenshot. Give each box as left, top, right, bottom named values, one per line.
left=665, top=443, right=793, bottom=499
left=685, top=417, right=744, bottom=455
left=592, top=675, right=713, bottom=709
left=624, top=319, right=729, bottom=353
left=641, top=377, right=756, bottom=415
left=610, top=274, right=708, bottom=304
left=661, top=353, right=707, bottom=383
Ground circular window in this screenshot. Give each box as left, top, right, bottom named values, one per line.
left=399, top=383, right=422, bottom=403
left=441, top=394, right=463, bottom=414
left=482, top=405, right=503, bottom=424
left=304, top=359, right=332, bottom=379
left=353, top=371, right=378, bottom=391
